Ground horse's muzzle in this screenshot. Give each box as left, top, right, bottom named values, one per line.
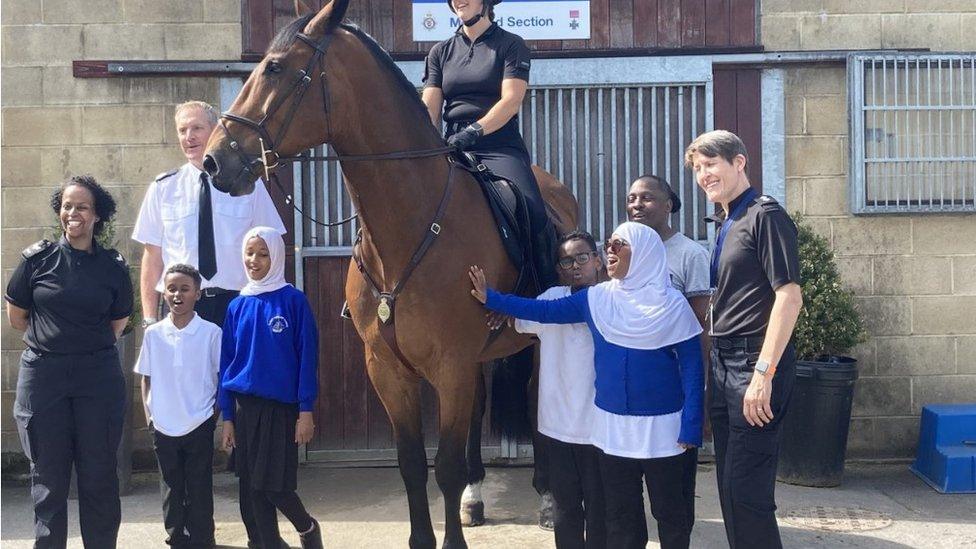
left=202, top=150, right=257, bottom=196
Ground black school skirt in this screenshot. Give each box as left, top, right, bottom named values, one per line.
left=231, top=393, right=299, bottom=492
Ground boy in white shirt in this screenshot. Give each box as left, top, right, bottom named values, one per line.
left=517, top=231, right=607, bottom=549
left=135, top=264, right=222, bottom=548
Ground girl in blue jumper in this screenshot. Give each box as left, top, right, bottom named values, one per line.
left=219, top=226, right=324, bottom=549
left=470, top=221, right=704, bottom=549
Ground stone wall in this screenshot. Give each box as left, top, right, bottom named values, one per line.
left=764, top=1, right=976, bottom=458
left=1, top=0, right=241, bottom=459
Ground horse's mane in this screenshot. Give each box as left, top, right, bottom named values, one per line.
left=269, top=14, right=441, bottom=142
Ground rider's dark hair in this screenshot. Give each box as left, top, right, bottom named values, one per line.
left=50, top=175, right=117, bottom=237
left=633, top=174, right=681, bottom=213
left=558, top=230, right=598, bottom=254
left=165, top=263, right=202, bottom=289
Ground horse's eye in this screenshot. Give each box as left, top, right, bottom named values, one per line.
left=266, top=61, right=283, bottom=74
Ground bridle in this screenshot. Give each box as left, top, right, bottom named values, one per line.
left=217, top=25, right=453, bottom=228
left=217, top=24, right=462, bottom=376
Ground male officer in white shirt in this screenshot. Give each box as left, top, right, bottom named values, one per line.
left=133, top=101, right=286, bottom=328
left=133, top=100, right=287, bottom=547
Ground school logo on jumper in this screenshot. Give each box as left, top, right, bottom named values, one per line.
left=269, top=315, right=289, bottom=333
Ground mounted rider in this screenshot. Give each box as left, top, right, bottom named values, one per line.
left=422, top=0, right=558, bottom=292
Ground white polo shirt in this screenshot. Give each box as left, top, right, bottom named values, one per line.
left=515, top=286, right=599, bottom=445
left=132, top=163, right=286, bottom=291
left=134, top=313, right=222, bottom=437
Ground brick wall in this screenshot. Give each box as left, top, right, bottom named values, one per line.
left=764, top=1, right=976, bottom=458
left=1, top=0, right=241, bottom=459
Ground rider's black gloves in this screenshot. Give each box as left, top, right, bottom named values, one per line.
left=447, top=122, right=484, bottom=151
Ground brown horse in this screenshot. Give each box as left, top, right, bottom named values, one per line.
left=203, top=1, right=576, bottom=547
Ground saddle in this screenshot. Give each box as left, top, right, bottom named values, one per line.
left=452, top=151, right=553, bottom=298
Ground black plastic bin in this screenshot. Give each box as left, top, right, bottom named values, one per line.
left=777, top=357, right=859, bottom=487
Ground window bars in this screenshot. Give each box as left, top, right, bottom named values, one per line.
left=849, top=53, right=976, bottom=214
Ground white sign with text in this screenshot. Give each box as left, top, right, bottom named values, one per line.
left=412, top=0, right=591, bottom=41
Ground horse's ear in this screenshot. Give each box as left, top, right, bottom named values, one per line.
left=294, top=0, right=313, bottom=16
left=303, top=0, right=350, bottom=36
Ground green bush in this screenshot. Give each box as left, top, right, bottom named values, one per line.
left=792, top=214, right=866, bottom=361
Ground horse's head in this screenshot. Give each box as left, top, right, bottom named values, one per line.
left=203, top=0, right=350, bottom=196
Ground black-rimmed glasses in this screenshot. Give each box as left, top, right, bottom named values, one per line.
left=557, top=252, right=598, bottom=270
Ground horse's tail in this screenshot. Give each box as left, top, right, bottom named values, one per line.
left=489, top=345, right=535, bottom=439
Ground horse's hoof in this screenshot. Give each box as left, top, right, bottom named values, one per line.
left=460, top=500, right=485, bottom=527
left=538, top=492, right=554, bottom=531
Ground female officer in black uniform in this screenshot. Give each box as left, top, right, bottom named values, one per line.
left=422, top=0, right=557, bottom=289
left=5, top=175, right=133, bottom=549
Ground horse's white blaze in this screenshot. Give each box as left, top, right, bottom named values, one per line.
left=461, top=481, right=483, bottom=504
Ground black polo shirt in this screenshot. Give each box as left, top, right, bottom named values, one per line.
left=423, top=23, right=531, bottom=124
left=5, top=236, right=133, bottom=354
left=707, top=190, right=801, bottom=338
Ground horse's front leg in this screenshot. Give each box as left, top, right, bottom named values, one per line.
left=434, top=362, right=480, bottom=549
left=366, top=351, right=436, bottom=549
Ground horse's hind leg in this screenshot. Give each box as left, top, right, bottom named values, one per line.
left=461, top=365, right=487, bottom=527
left=434, top=363, right=479, bottom=549
left=366, top=354, right=436, bottom=549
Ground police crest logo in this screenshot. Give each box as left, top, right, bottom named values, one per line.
left=423, top=12, right=436, bottom=30
left=268, top=315, right=289, bottom=333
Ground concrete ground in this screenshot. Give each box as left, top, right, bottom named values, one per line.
left=2, top=462, right=974, bottom=548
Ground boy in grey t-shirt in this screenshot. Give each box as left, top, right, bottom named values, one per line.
left=664, top=231, right=711, bottom=298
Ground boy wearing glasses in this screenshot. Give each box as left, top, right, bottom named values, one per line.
left=516, top=231, right=607, bottom=549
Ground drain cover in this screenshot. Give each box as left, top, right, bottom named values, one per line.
left=782, top=506, right=894, bottom=532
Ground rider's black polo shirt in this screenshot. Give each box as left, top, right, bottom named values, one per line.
left=423, top=23, right=531, bottom=124
left=5, top=236, right=133, bottom=354
left=706, top=190, right=801, bottom=338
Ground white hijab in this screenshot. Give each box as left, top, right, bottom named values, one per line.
left=239, top=226, right=290, bottom=296
left=586, top=222, right=702, bottom=350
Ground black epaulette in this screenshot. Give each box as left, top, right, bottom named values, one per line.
left=754, top=194, right=782, bottom=211
left=22, top=239, right=53, bottom=259
left=103, top=248, right=129, bottom=271
left=155, top=169, right=178, bottom=182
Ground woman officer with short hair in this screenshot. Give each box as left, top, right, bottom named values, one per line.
left=422, top=0, right=557, bottom=290
left=6, top=175, right=133, bottom=548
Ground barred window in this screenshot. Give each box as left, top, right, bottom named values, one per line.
left=849, top=53, right=976, bottom=214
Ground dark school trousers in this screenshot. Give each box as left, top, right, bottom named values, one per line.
left=14, top=347, right=125, bottom=549
left=545, top=435, right=607, bottom=549
left=598, top=450, right=693, bottom=549
left=153, top=417, right=217, bottom=547
left=709, top=343, right=796, bottom=549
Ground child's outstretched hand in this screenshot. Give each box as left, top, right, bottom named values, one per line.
left=469, top=265, right=488, bottom=304
left=296, top=412, right=315, bottom=445
left=222, top=421, right=235, bottom=450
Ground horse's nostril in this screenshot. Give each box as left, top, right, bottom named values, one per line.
left=202, top=155, right=219, bottom=177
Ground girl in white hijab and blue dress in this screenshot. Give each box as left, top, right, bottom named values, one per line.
left=470, top=221, right=704, bottom=549
left=218, top=227, right=324, bottom=549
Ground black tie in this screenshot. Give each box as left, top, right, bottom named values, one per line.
left=198, top=172, right=217, bottom=280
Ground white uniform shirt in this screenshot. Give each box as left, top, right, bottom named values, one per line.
left=131, top=163, right=286, bottom=291
left=590, top=408, right=683, bottom=459
left=515, top=286, right=600, bottom=446
left=134, top=313, right=222, bottom=437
